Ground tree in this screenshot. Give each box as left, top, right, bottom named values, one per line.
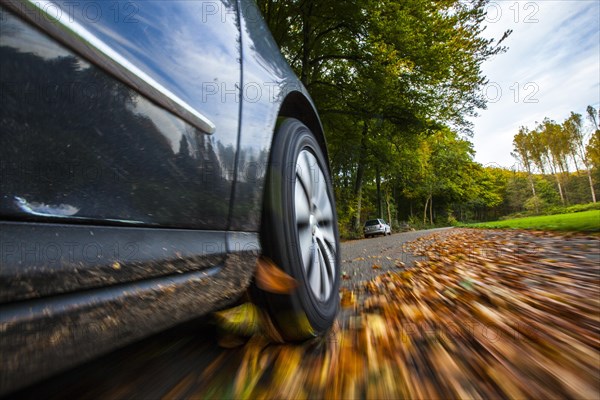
left=540, top=119, right=569, bottom=204
left=512, top=127, right=536, bottom=200
left=587, top=105, right=599, bottom=131
left=257, top=0, right=511, bottom=233
left=586, top=106, right=600, bottom=171
left=587, top=129, right=600, bottom=170
left=563, top=111, right=596, bottom=203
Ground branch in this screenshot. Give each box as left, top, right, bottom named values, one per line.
left=309, top=54, right=362, bottom=66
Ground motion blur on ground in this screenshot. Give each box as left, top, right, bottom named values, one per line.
left=16, top=228, right=600, bottom=399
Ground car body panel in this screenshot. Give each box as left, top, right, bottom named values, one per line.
left=0, top=221, right=232, bottom=302
left=0, top=250, right=257, bottom=395
left=229, top=0, right=325, bottom=231
left=1, top=0, right=240, bottom=229
left=0, top=0, right=327, bottom=394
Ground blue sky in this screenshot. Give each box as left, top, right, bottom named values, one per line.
left=471, top=0, right=600, bottom=169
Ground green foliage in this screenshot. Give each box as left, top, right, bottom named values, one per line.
left=256, top=0, right=512, bottom=237
left=446, top=213, right=458, bottom=226
left=587, top=130, right=600, bottom=169
left=257, top=1, right=600, bottom=237
left=524, top=196, right=545, bottom=213
left=543, top=202, right=600, bottom=215
left=565, top=202, right=600, bottom=212
left=534, top=175, right=561, bottom=208
left=467, top=210, right=600, bottom=232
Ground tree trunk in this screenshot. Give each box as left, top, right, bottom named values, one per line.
left=429, top=196, right=433, bottom=225
left=549, top=162, right=565, bottom=205
left=376, top=166, right=381, bottom=218
left=386, top=193, right=392, bottom=227
left=587, top=168, right=597, bottom=203
left=351, top=122, right=368, bottom=231
left=526, top=168, right=536, bottom=198
left=579, top=143, right=596, bottom=203
left=555, top=175, right=565, bottom=205
left=423, top=195, right=429, bottom=225
left=572, top=154, right=580, bottom=174
left=559, top=162, right=570, bottom=205
left=352, top=166, right=364, bottom=232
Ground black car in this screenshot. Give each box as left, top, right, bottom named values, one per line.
left=0, top=0, right=340, bottom=394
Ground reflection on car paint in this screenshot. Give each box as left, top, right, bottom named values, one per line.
left=14, top=196, right=79, bottom=217
left=0, top=11, right=233, bottom=229
left=50, top=0, right=241, bottom=140
left=23, top=0, right=217, bottom=134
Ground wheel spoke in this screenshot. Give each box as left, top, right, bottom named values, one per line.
left=316, top=201, right=333, bottom=225
left=320, top=225, right=336, bottom=247
left=309, top=165, right=333, bottom=227
left=320, top=236, right=336, bottom=267
left=317, top=245, right=331, bottom=300
left=308, top=239, right=321, bottom=294
left=295, top=179, right=310, bottom=226
left=296, top=150, right=313, bottom=202
left=298, top=224, right=312, bottom=271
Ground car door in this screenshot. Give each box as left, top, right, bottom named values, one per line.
left=1, top=0, right=241, bottom=228
left=0, top=1, right=242, bottom=300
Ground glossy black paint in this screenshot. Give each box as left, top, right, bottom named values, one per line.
left=1, top=0, right=325, bottom=231
left=0, top=0, right=327, bottom=394
left=230, top=0, right=326, bottom=231
left=0, top=8, right=235, bottom=228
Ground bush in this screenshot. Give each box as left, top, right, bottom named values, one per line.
left=564, top=202, right=600, bottom=213
left=524, top=195, right=545, bottom=214
left=408, top=215, right=427, bottom=230
left=446, top=214, right=458, bottom=226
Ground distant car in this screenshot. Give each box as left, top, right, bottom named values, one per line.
left=364, top=219, right=392, bottom=238
left=0, top=0, right=340, bottom=395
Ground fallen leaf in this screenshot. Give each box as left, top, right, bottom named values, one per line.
left=255, top=256, right=298, bottom=294
left=341, top=289, right=356, bottom=308
left=214, top=303, right=261, bottom=337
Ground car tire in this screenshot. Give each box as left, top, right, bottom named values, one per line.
left=256, top=118, right=340, bottom=341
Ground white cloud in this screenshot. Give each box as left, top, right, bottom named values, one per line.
left=471, top=0, right=600, bottom=169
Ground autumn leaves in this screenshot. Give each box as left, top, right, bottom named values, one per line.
left=204, top=229, right=599, bottom=399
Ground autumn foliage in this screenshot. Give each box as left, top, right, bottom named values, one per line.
left=195, top=229, right=600, bottom=399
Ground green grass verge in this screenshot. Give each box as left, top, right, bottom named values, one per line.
left=465, top=210, right=600, bottom=232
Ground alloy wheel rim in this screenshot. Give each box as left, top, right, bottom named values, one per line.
left=294, top=149, right=337, bottom=302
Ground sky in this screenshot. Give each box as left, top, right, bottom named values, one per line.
left=470, top=0, right=600, bottom=169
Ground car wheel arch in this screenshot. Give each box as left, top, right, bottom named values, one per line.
left=277, top=91, right=330, bottom=171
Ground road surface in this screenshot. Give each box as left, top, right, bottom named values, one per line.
left=12, top=228, right=600, bottom=399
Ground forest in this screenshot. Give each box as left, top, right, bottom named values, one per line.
left=255, top=0, right=599, bottom=238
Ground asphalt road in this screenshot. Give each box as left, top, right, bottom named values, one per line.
left=340, top=227, right=453, bottom=289
left=10, top=229, right=448, bottom=399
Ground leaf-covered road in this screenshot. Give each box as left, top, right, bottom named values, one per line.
left=15, top=229, right=600, bottom=399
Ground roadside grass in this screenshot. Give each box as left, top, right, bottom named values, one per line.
left=498, top=201, right=600, bottom=220
left=464, top=210, right=600, bottom=232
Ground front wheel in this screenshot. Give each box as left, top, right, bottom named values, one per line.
left=257, top=118, right=340, bottom=341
